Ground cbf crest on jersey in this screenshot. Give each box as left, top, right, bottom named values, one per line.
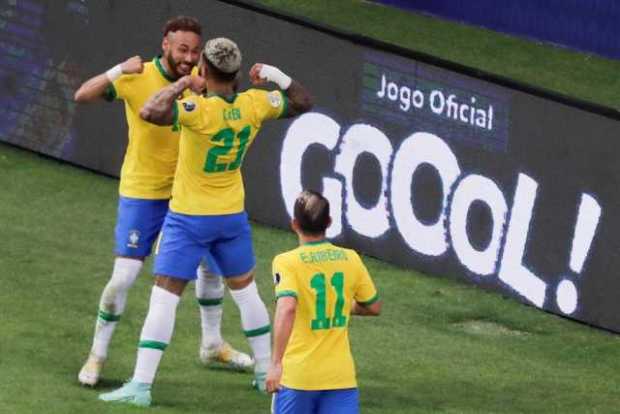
left=274, top=272, right=281, bottom=285
left=128, top=230, right=141, bottom=248
left=268, top=91, right=282, bottom=108
left=183, top=101, right=196, bottom=112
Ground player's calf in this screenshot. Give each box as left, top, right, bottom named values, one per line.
left=227, top=277, right=271, bottom=392
left=79, top=257, right=143, bottom=386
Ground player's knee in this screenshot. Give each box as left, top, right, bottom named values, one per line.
left=225, top=269, right=255, bottom=290
left=196, top=264, right=224, bottom=298
left=99, top=257, right=143, bottom=311
left=154, top=275, right=188, bottom=296
left=99, top=279, right=129, bottom=313
left=111, top=257, right=143, bottom=288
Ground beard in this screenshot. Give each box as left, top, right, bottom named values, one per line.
left=166, top=53, right=193, bottom=78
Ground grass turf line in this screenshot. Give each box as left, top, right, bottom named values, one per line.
left=3, top=143, right=620, bottom=413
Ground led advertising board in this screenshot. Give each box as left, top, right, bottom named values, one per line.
left=2, top=0, right=619, bottom=332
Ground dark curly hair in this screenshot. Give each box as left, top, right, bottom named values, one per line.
left=163, top=16, right=202, bottom=37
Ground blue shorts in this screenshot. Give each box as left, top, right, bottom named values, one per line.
left=153, top=211, right=255, bottom=280
left=114, top=196, right=169, bottom=257
left=272, top=387, right=359, bottom=414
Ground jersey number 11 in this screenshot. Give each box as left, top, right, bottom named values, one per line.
left=310, top=272, right=347, bottom=330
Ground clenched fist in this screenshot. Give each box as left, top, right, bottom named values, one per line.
left=121, top=55, right=144, bottom=75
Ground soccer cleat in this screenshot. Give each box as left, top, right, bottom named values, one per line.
left=252, top=370, right=267, bottom=393
left=199, top=341, right=254, bottom=371
left=98, top=380, right=152, bottom=407
left=78, top=353, right=105, bottom=386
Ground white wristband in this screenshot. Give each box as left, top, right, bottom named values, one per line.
left=259, top=64, right=292, bottom=90
left=105, top=64, right=123, bottom=82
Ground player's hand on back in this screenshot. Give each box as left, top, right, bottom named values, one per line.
left=249, top=63, right=267, bottom=85
left=121, top=55, right=144, bottom=75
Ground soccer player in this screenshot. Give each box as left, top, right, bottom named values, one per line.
left=267, top=190, right=382, bottom=414
left=73, top=17, right=252, bottom=387
left=98, top=37, right=313, bottom=407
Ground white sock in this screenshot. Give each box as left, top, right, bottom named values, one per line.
left=132, top=286, right=180, bottom=384
left=195, top=264, right=224, bottom=348
left=91, top=257, right=143, bottom=359
left=229, top=281, right=271, bottom=371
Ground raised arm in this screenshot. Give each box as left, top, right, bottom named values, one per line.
left=249, top=63, right=313, bottom=117
left=265, top=296, right=297, bottom=393
left=73, top=56, right=143, bottom=103
left=139, top=75, right=205, bottom=126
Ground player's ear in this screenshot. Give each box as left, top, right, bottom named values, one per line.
left=162, top=35, right=169, bottom=53
left=326, top=216, right=332, bottom=229
left=290, top=219, right=299, bottom=233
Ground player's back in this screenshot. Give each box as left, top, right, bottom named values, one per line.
left=171, top=88, right=286, bottom=215
left=273, top=241, right=378, bottom=391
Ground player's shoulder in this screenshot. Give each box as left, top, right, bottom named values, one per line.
left=235, top=88, right=260, bottom=104
left=273, top=246, right=303, bottom=265
left=116, top=61, right=155, bottom=86
left=178, top=93, right=206, bottom=111
left=241, top=88, right=282, bottom=103
left=326, top=243, right=360, bottom=261
left=240, top=87, right=263, bottom=97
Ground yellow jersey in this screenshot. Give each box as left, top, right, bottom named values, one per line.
left=104, top=57, right=182, bottom=199
left=170, top=88, right=287, bottom=215
left=272, top=241, right=379, bottom=390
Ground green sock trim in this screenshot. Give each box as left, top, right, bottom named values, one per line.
left=139, top=340, right=168, bottom=351
left=98, top=310, right=121, bottom=322
left=198, top=297, right=224, bottom=306
left=244, top=325, right=271, bottom=338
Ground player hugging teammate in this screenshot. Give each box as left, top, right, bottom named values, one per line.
left=76, top=14, right=381, bottom=413
left=94, top=28, right=313, bottom=406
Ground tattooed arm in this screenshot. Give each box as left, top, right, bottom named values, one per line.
left=282, top=79, right=313, bottom=117
left=140, top=75, right=205, bottom=125
left=139, top=76, right=190, bottom=126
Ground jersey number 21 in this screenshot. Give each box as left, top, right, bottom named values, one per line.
left=204, top=125, right=251, bottom=173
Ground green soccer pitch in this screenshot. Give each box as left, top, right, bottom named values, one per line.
left=3, top=2, right=620, bottom=412
left=2, top=143, right=620, bottom=413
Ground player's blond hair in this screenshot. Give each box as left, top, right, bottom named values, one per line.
left=202, top=37, right=242, bottom=82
